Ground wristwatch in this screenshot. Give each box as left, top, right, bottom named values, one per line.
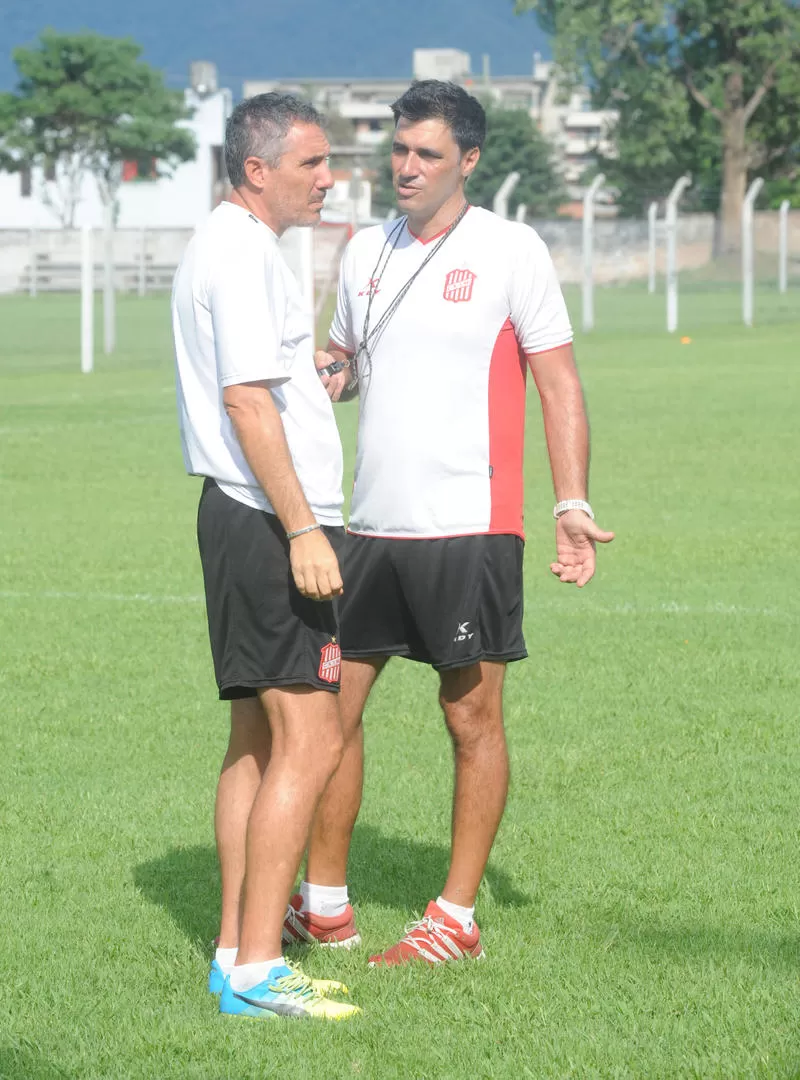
left=553, top=499, right=594, bottom=520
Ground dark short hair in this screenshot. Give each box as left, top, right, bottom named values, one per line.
left=225, top=93, right=323, bottom=186
left=391, top=80, right=486, bottom=153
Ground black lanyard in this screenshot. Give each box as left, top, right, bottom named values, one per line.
left=356, top=203, right=470, bottom=376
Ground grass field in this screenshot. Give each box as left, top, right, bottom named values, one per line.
left=1, top=287, right=799, bottom=1078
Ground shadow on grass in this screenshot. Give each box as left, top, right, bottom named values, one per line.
left=348, top=823, right=529, bottom=912
left=134, top=843, right=219, bottom=948
left=594, top=915, right=800, bottom=970
left=0, top=1040, right=73, bottom=1080
left=134, top=822, right=530, bottom=946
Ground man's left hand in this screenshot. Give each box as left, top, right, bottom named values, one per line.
left=550, top=510, right=615, bottom=588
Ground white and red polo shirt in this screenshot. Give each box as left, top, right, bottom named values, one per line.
left=329, top=206, right=573, bottom=539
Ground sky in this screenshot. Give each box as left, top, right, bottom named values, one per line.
left=1, top=0, right=551, bottom=94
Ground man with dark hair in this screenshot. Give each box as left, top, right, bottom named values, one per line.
left=172, top=92, right=360, bottom=1019
left=285, top=79, right=614, bottom=968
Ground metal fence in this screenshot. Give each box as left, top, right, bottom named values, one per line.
left=533, top=184, right=799, bottom=335
left=0, top=227, right=192, bottom=296
left=1, top=191, right=797, bottom=374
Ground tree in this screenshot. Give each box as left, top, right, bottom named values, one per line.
left=763, top=173, right=800, bottom=209
left=0, top=30, right=196, bottom=226
left=469, top=102, right=567, bottom=216
left=515, top=0, right=800, bottom=249
left=370, top=101, right=566, bottom=217
left=370, top=151, right=396, bottom=217
left=591, top=60, right=725, bottom=217
left=324, top=109, right=358, bottom=151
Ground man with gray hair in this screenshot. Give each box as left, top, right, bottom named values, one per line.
left=172, top=93, right=360, bottom=1021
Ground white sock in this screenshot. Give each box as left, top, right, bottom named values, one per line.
left=229, top=957, right=285, bottom=993
left=436, top=895, right=475, bottom=935
left=214, top=946, right=238, bottom=974
left=300, top=880, right=349, bottom=919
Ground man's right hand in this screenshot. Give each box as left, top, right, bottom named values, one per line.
left=289, top=529, right=343, bottom=601
left=315, top=349, right=349, bottom=403
left=550, top=510, right=615, bottom=588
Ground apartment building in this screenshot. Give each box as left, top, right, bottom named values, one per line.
left=243, top=48, right=617, bottom=191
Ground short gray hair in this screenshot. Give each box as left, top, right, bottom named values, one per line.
left=224, top=93, right=323, bottom=186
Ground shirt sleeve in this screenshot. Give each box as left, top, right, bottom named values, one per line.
left=208, top=242, right=291, bottom=387
left=328, top=241, right=356, bottom=353
left=508, top=228, right=574, bottom=355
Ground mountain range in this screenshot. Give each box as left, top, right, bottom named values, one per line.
left=1, top=0, right=550, bottom=95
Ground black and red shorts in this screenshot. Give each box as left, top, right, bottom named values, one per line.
left=339, top=533, right=527, bottom=671
left=197, top=478, right=344, bottom=700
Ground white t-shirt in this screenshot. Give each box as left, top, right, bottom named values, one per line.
left=329, top=206, right=573, bottom=539
left=172, top=201, right=344, bottom=524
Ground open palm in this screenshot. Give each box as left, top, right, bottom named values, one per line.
left=550, top=510, right=615, bottom=588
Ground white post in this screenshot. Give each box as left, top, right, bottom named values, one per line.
left=778, top=199, right=790, bottom=295
left=80, top=226, right=94, bottom=374
left=647, top=201, right=658, bottom=294
left=582, top=174, right=605, bottom=332
left=29, top=229, right=38, bottom=298
left=742, top=177, right=764, bottom=328
left=493, top=171, right=520, bottom=220
left=515, top=203, right=527, bottom=223
left=103, top=201, right=115, bottom=354
left=297, top=227, right=315, bottom=347
left=665, top=175, right=692, bottom=333
left=349, top=166, right=363, bottom=233
left=138, top=228, right=147, bottom=297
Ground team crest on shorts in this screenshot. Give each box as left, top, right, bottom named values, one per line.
left=443, top=268, right=476, bottom=303
left=318, top=639, right=342, bottom=683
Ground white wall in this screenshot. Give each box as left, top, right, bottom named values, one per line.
left=0, top=88, right=231, bottom=230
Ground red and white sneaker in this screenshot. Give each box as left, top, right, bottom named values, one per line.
left=368, top=900, right=485, bottom=967
left=281, top=893, right=362, bottom=949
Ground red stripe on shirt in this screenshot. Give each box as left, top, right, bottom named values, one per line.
left=488, top=317, right=527, bottom=537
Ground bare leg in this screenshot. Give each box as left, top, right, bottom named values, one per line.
left=439, top=661, right=509, bottom=909
left=215, top=697, right=270, bottom=948
left=305, top=658, right=385, bottom=886
left=236, top=686, right=344, bottom=964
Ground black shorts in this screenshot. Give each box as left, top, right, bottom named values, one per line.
left=339, top=533, right=527, bottom=671
left=197, top=478, right=344, bottom=700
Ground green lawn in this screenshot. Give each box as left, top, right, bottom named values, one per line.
left=1, top=290, right=799, bottom=1078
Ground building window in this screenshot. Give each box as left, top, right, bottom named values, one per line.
left=122, top=158, right=157, bottom=182
left=20, top=168, right=32, bottom=197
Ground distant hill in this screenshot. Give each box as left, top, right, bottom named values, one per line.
left=2, top=0, right=550, bottom=94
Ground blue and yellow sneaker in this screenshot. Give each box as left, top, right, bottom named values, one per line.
left=208, top=959, right=226, bottom=995
left=210, top=957, right=349, bottom=998
left=219, top=964, right=361, bottom=1021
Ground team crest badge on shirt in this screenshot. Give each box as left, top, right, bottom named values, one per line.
left=443, top=269, right=476, bottom=303
left=358, top=278, right=381, bottom=298
left=318, top=639, right=342, bottom=683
